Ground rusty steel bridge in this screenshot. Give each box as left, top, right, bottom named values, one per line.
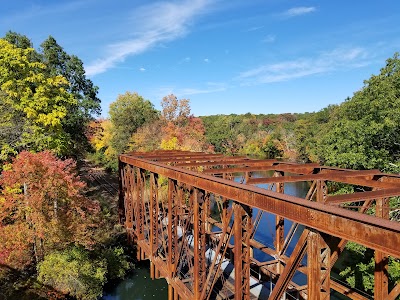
left=118, top=150, right=400, bottom=300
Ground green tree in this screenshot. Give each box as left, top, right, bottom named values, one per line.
left=294, top=105, right=337, bottom=162
left=109, top=92, right=158, bottom=155
left=40, top=36, right=101, bottom=153
left=101, top=247, right=131, bottom=281
left=4, top=31, right=33, bottom=49
left=339, top=242, right=400, bottom=297
left=37, top=247, right=107, bottom=300
left=315, top=53, right=400, bottom=170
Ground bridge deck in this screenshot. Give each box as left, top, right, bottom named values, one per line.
left=119, top=150, right=400, bottom=300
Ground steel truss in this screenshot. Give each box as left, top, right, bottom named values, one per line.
left=118, top=150, right=400, bottom=300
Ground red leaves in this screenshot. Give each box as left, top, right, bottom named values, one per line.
left=0, top=151, right=100, bottom=269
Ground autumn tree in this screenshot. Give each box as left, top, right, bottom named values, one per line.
left=129, top=119, right=164, bottom=152
left=87, top=118, right=117, bottom=170
left=1, top=32, right=101, bottom=158
left=0, top=38, right=76, bottom=157
left=0, top=151, right=99, bottom=269
left=161, top=94, right=191, bottom=126
left=109, top=92, right=158, bottom=155
left=158, top=95, right=211, bottom=152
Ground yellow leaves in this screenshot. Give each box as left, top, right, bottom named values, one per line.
left=0, top=39, right=78, bottom=155
left=88, top=119, right=117, bottom=163
left=2, top=163, right=12, bottom=171
left=3, top=184, right=22, bottom=195
left=0, top=145, right=17, bottom=162
left=160, top=136, right=178, bottom=150
left=90, top=119, right=113, bottom=152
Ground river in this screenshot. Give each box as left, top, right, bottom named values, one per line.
left=102, top=261, right=168, bottom=300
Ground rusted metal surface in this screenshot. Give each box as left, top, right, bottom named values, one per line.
left=119, top=150, right=400, bottom=300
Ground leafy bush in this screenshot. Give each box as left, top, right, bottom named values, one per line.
left=101, top=247, right=132, bottom=281
left=37, top=247, right=107, bottom=300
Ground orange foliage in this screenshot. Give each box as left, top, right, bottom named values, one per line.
left=131, top=95, right=213, bottom=153
left=0, top=151, right=99, bottom=269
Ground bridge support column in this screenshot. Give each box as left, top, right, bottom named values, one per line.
left=316, top=179, right=327, bottom=203
left=307, top=229, right=331, bottom=300
left=168, top=284, right=174, bottom=300
left=193, top=188, right=207, bottom=299
left=150, top=261, right=155, bottom=280
left=234, top=203, right=252, bottom=300
left=167, top=283, right=179, bottom=300
left=149, top=173, right=159, bottom=280
left=118, top=160, right=125, bottom=225
left=273, top=171, right=285, bottom=274
left=167, top=179, right=179, bottom=277
left=136, top=168, right=145, bottom=246
left=374, top=197, right=389, bottom=300
left=124, top=165, right=135, bottom=232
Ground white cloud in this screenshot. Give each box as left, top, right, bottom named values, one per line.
left=139, top=67, right=146, bottom=72
left=262, top=34, right=276, bottom=43
left=86, top=0, right=210, bottom=76
left=204, top=58, right=210, bottom=63
left=158, top=82, right=226, bottom=97
left=237, top=47, right=369, bottom=85
left=245, top=26, right=264, bottom=32
left=282, top=6, right=316, bottom=18
left=179, top=57, right=191, bottom=64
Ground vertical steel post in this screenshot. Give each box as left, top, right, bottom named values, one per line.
left=193, top=188, right=201, bottom=299
left=136, top=168, right=144, bottom=241
left=234, top=203, right=252, bottom=300
left=168, top=284, right=174, bottom=300
left=234, top=203, right=244, bottom=300
left=316, top=180, right=327, bottom=203
left=374, top=198, right=389, bottom=300
left=274, top=171, right=285, bottom=274
left=307, top=229, right=331, bottom=300
left=118, top=160, right=125, bottom=224
left=150, top=173, right=159, bottom=264
left=193, top=188, right=207, bottom=299
left=127, top=166, right=136, bottom=245
left=168, top=179, right=178, bottom=277
left=125, top=166, right=133, bottom=230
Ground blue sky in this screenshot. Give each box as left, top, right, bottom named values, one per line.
left=1, top=0, right=400, bottom=117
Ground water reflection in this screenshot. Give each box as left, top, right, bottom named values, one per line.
left=102, top=261, right=168, bottom=300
